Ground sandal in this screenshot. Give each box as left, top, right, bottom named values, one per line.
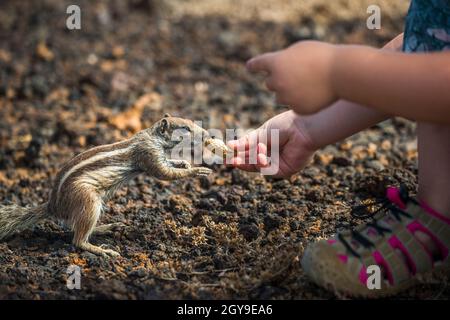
left=301, top=186, right=450, bottom=297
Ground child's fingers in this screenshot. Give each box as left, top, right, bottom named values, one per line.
left=227, top=138, right=246, bottom=151
left=229, top=151, right=256, bottom=163
left=227, top=142, right=267, bottom=160
left=227, top=130, right=261, bottom=152
left=226, top=140, right=268, bottom=163
left=227, top=144, right=269, bottom=171
left=256, top=143, right=269, bottom=168
left=246, top=52, right=277, bottom=74
left=257, top=142, right=267, bottom=155
left=265, top=76, right=277, bottom=91
left=228, top=156, right=259, bottom=172
left=229, top=155, right=269, bottom=171
left=257, top=153, right=270, bottom=167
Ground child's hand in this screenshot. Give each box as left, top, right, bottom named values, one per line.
left=227, top=111, right=316, bottom=178
left=247, top=41, right=340, bottom=115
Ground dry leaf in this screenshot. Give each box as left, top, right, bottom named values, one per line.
left=109, top=92, right=162, bottom=132
left=36, top=42, right=54, bottom=61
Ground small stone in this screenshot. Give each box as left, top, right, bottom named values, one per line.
left=197, top=198, right=217, bottom=210
left=314, top=25, right=327, bottom=39
left=199, top=176, right=211, bottom=189
left=112, top=46, right=125, bottom=58
left=367, top=160, right=385, bottom=171
left=218, top=31, right=239, bottom=50
left=0, top=49, right=11, bottom=63
left=231, top=169, right=248, bottom=185
left=24, top=136, right=43, bottom=165
left=379, top=154, right=389, bottom=166
left=316, top=153, right=333, bottom=165
left=305, top=189, right=323, bottom=202
left=339, top=141, right=353, bottom=151
left=87, top=53, right=98, bottom=65
left=381, top=140, right=392, bottom=151
left=284, top=25, right=314, bottom=42
left=81, top=251, right=98, bottom=262
left=239, top=223, right=259, bottom=241
left=191, top=211, right=207, bottom=226
left=263, top=214, right=282, bottom=233
left=130, top=268, right=147, bottom=278
left=302, top=166, right=320, bottom=178
left=289, top=220, right=300, bottom=231
left=36, top=42, right=54, bottom=61
left=214, top=177, right=227, bottom=186
left=332, top=156, right=352, bottom=167
left=351, top=145, right=368, bottom=160
left=367, top=143, right=377, bottom=157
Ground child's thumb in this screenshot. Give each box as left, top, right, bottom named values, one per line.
left=246, top=52, right=276, bottom=74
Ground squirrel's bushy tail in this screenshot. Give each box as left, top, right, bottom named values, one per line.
left=0, top=203, right=48, bottom=240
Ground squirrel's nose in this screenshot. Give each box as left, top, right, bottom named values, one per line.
left=201, top=130, right=211, bottom=140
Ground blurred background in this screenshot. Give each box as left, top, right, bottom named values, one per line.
left=2, top=0, right=444, bottom=300
left=0, top=0, right=409, bottom=143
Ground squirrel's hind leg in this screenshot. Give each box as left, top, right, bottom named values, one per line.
left=78, top=242, right=120, bottom=257
left=71, top=194, right=120, bottom=257
left=93, top=222, right=126, bottom=235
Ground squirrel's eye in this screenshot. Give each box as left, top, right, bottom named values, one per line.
left=184, top=126, right=191, bottom=132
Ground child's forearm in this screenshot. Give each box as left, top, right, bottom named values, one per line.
left=296, top=100, right=389, bottom=149
left=292, top=36, right=401, bottom=150
left=297, top=36, right=399, bottom=149
left=332, top=47, right=450, bottom=124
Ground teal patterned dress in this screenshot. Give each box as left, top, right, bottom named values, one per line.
left=403, top=0, right=450, bottom=52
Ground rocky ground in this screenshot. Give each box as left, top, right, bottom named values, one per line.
left=0, top=0, right=448, bottom=299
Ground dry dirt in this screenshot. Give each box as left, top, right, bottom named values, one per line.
left=0, top=0, right=448, bottom=299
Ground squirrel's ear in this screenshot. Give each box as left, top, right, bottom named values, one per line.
left=160, top=118, right=169, bottom=134
left=163, top=113, right=171, bottom=118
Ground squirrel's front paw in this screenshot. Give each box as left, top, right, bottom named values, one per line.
left=169, top=159, right=191, bottom=169
left=193, top=167, right=212, bottom=176
left=178, top=160, right=191, bottom=169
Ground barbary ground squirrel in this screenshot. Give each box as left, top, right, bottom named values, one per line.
left=0, top=114, right=230, bottom=257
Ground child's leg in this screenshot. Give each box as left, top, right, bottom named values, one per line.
left=301, top=123, right=450, bottom=297
left=418, top=123, right=450, bottom=216
left=412, top=123, right=450, bottom=256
